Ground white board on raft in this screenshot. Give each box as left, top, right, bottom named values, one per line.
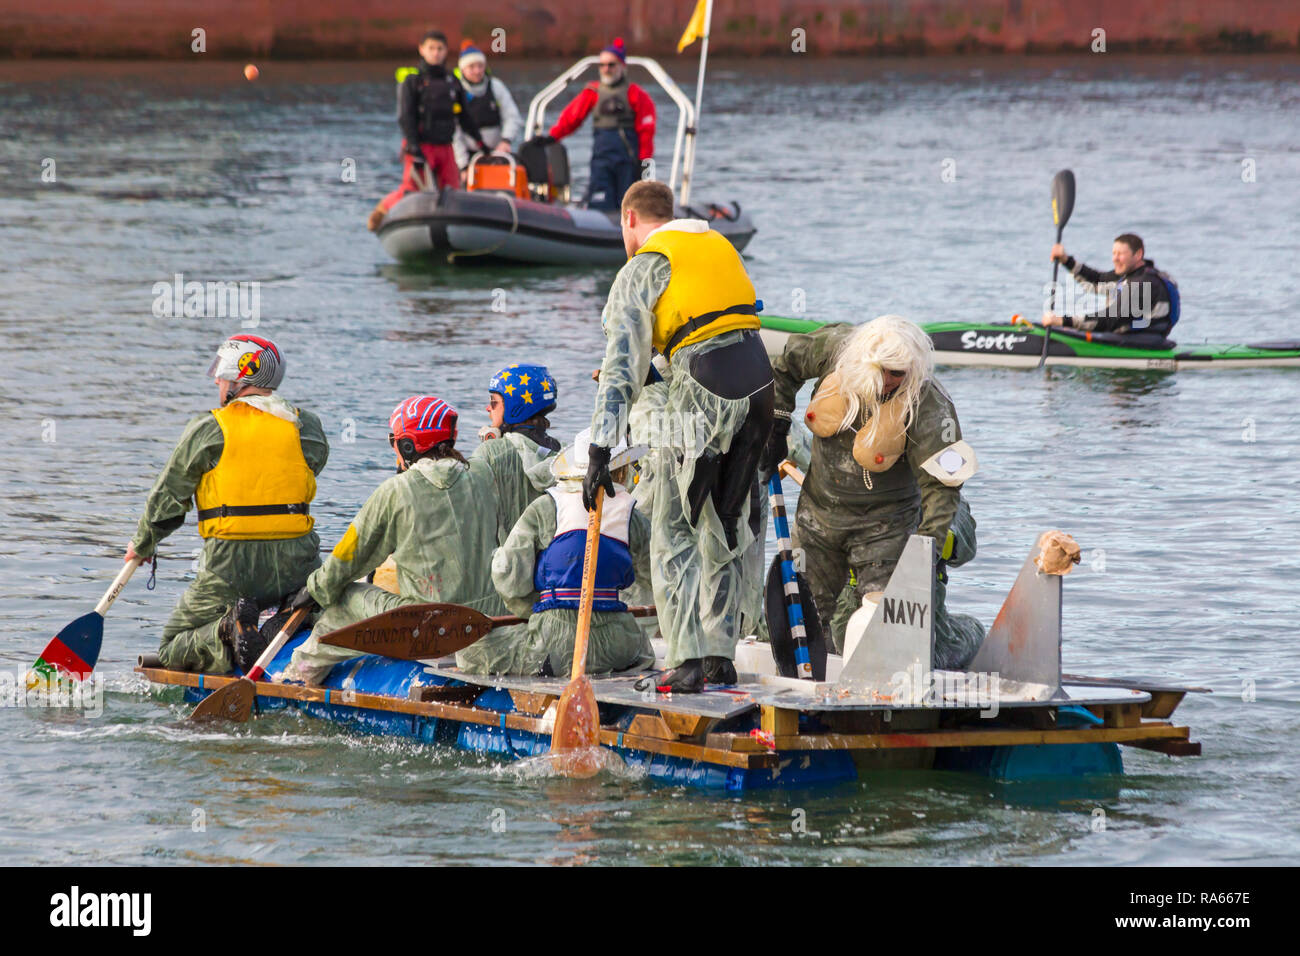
left=835, top=535, right=935, bottom=703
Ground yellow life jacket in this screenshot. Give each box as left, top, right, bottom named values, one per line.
left=195, top=402, right=316, bottom=540
left=635, top=227, right=759, bottom=359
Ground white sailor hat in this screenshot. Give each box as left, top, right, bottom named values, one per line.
left=551, top=428, right=646, bottom=482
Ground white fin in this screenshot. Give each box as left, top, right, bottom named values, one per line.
left=836, top=535, right=935, bottom=701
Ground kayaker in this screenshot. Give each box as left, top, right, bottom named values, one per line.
left=1042, top=233, right=1179, bottom=336
left=125, top=335, right=329, bottom=674
left=479, top=363, right=561, bottom=494
left=451, top=40, right=523, bottom=173
left=282, top=396, right=529, bottom=684
left=762, top=316, right=985, bottom=669
left=366, top=29, right=489, bottom=232
left=586, top=180, right=772, bottom=693
left=541, top=38, right=656, bottom=211
left=466, top=432, right=655, bottom=676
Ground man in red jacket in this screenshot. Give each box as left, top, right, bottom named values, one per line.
left=547, top=38, right=656, bottom=211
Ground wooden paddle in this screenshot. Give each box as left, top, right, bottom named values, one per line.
left=318, top=603, right=657, bottom=662
left=320, top=603, right=495, bottom=660
left=1037, top=169, right=1076, bottom=370
left=189, top=607, right=310, bottom=722
left=548, top=485, right=607, bottom=776
left=28, top=557, right=144, bottom=689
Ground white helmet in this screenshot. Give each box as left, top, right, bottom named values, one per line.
left=207, top=334, right=285, bottom=401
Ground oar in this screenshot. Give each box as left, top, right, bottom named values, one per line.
left=549, top=485, right=607, bottom=776
left=318, top=603, right=659, bottom=661
left=188, top=607, right=310, bottom=722
left=767, top=471, right=814, bottom=680
left=1037, top=169, right=1076, bottom=370
left=766, top=462, right=828, bottom=680
left=188, top=599, right=522, bottom=722
left=28, top=558, right=144, bottom=688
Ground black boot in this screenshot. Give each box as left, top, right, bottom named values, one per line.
left=635, top=658, right=706, bottom=694
left=703, top=656, right=737, bottom=685
left=219, top=598, right=267, bottom=673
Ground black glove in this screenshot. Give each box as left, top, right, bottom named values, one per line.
left=526, top=133, right=557, bottom=150
left=284, top=585, right=319, bottom=614
left=582, top=444, right=615, bottom=511
left=759, top=417, right=792, bottom=481
left=405, top=145, right=425, bottom=165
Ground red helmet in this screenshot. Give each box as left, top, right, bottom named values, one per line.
left=389, top=396, right=457, bottom=457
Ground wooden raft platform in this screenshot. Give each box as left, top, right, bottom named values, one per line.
left=136, top=662, right=1203, bottom=769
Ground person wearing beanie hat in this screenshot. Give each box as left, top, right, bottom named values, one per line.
left=282, top=395, right=531, bottom=684
left=457, top=430, right=654, bottom=677
left=543, top=37, right=656, bottom=211
left=452, top=39, right=524, bottom=171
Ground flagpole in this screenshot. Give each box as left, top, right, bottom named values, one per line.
left=680, top=0, right=712, bottom=206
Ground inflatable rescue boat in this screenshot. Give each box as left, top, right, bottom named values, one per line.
left=377, top=56, right=756, bottom=266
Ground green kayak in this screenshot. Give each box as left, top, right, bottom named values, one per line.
left=758, top=316, right=1300, bottom=370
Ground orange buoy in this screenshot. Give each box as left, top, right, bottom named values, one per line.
left=244, top=64, right=260, bottom=81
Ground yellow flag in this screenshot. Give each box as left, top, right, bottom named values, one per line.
left=677, top=0, right=708, bottom=52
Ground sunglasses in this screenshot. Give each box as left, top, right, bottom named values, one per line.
left=883, top=368, right=907, bottom=379
left=599, top=61, right=620, bottom=69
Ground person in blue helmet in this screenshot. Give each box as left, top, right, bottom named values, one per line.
left=479, top=363, right=561, bottom=494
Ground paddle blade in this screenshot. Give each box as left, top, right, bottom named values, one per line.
left=550, top=675, right=602, bottom=774
left=189, top=678, right=256, bottom=723
left=1051, top=169, right=1076, bottom=230
left=764, top=555, right=828, bottom=680
left=28, top=612, right=104, bottom=688
left=319, top=603, right=493, bottom=661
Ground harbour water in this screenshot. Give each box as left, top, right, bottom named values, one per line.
left=1, top=55, right=1297, bottom=864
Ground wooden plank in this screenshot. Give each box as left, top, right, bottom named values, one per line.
left=761, top=705, right=799, bottom=737
left=1124, top=737, right=1202, bottom=757
left=137, top=666, right=769, bottom=771
left=660, top=711, right=714, bottom=739
left=1142, top=690, right=1186, bottom=720
left=509, top=690, right=557, bottom=715
left=627, top=714, right=676, bottom=740
left=744, top=723, right=1194, bottom=752
left=409, top=685, right=482, bottom=704
left=1101, top=702, right=1144, bottom=728
left=603, top=729, right=776, bottom=770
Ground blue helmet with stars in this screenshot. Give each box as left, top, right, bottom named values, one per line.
left=489, top=364, right=557, bottom=425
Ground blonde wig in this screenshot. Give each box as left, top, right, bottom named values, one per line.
left=831, top=315, right=934, bottom=445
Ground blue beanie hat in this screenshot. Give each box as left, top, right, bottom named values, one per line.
left=489, top=364, right=557, bottom=425
left=603, top=37, right=627, bottom=62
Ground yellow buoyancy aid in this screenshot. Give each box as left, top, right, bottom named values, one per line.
left=195, top=401, right=316, bottom=539
left=635, top=227, right=759, bottom=359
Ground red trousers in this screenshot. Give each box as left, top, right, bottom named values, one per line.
left=380, top=142, right=458, bottom=212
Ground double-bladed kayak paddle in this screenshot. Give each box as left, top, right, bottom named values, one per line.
left=1038, top=169, right=1076, bottom=370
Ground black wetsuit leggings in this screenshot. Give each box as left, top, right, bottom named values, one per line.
left=684, top=331, right=776, bottom=548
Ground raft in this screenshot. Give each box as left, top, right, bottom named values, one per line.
left=759, top=316, right=1300, bottom=370
left=136, top=535, right=1203, bottom=791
